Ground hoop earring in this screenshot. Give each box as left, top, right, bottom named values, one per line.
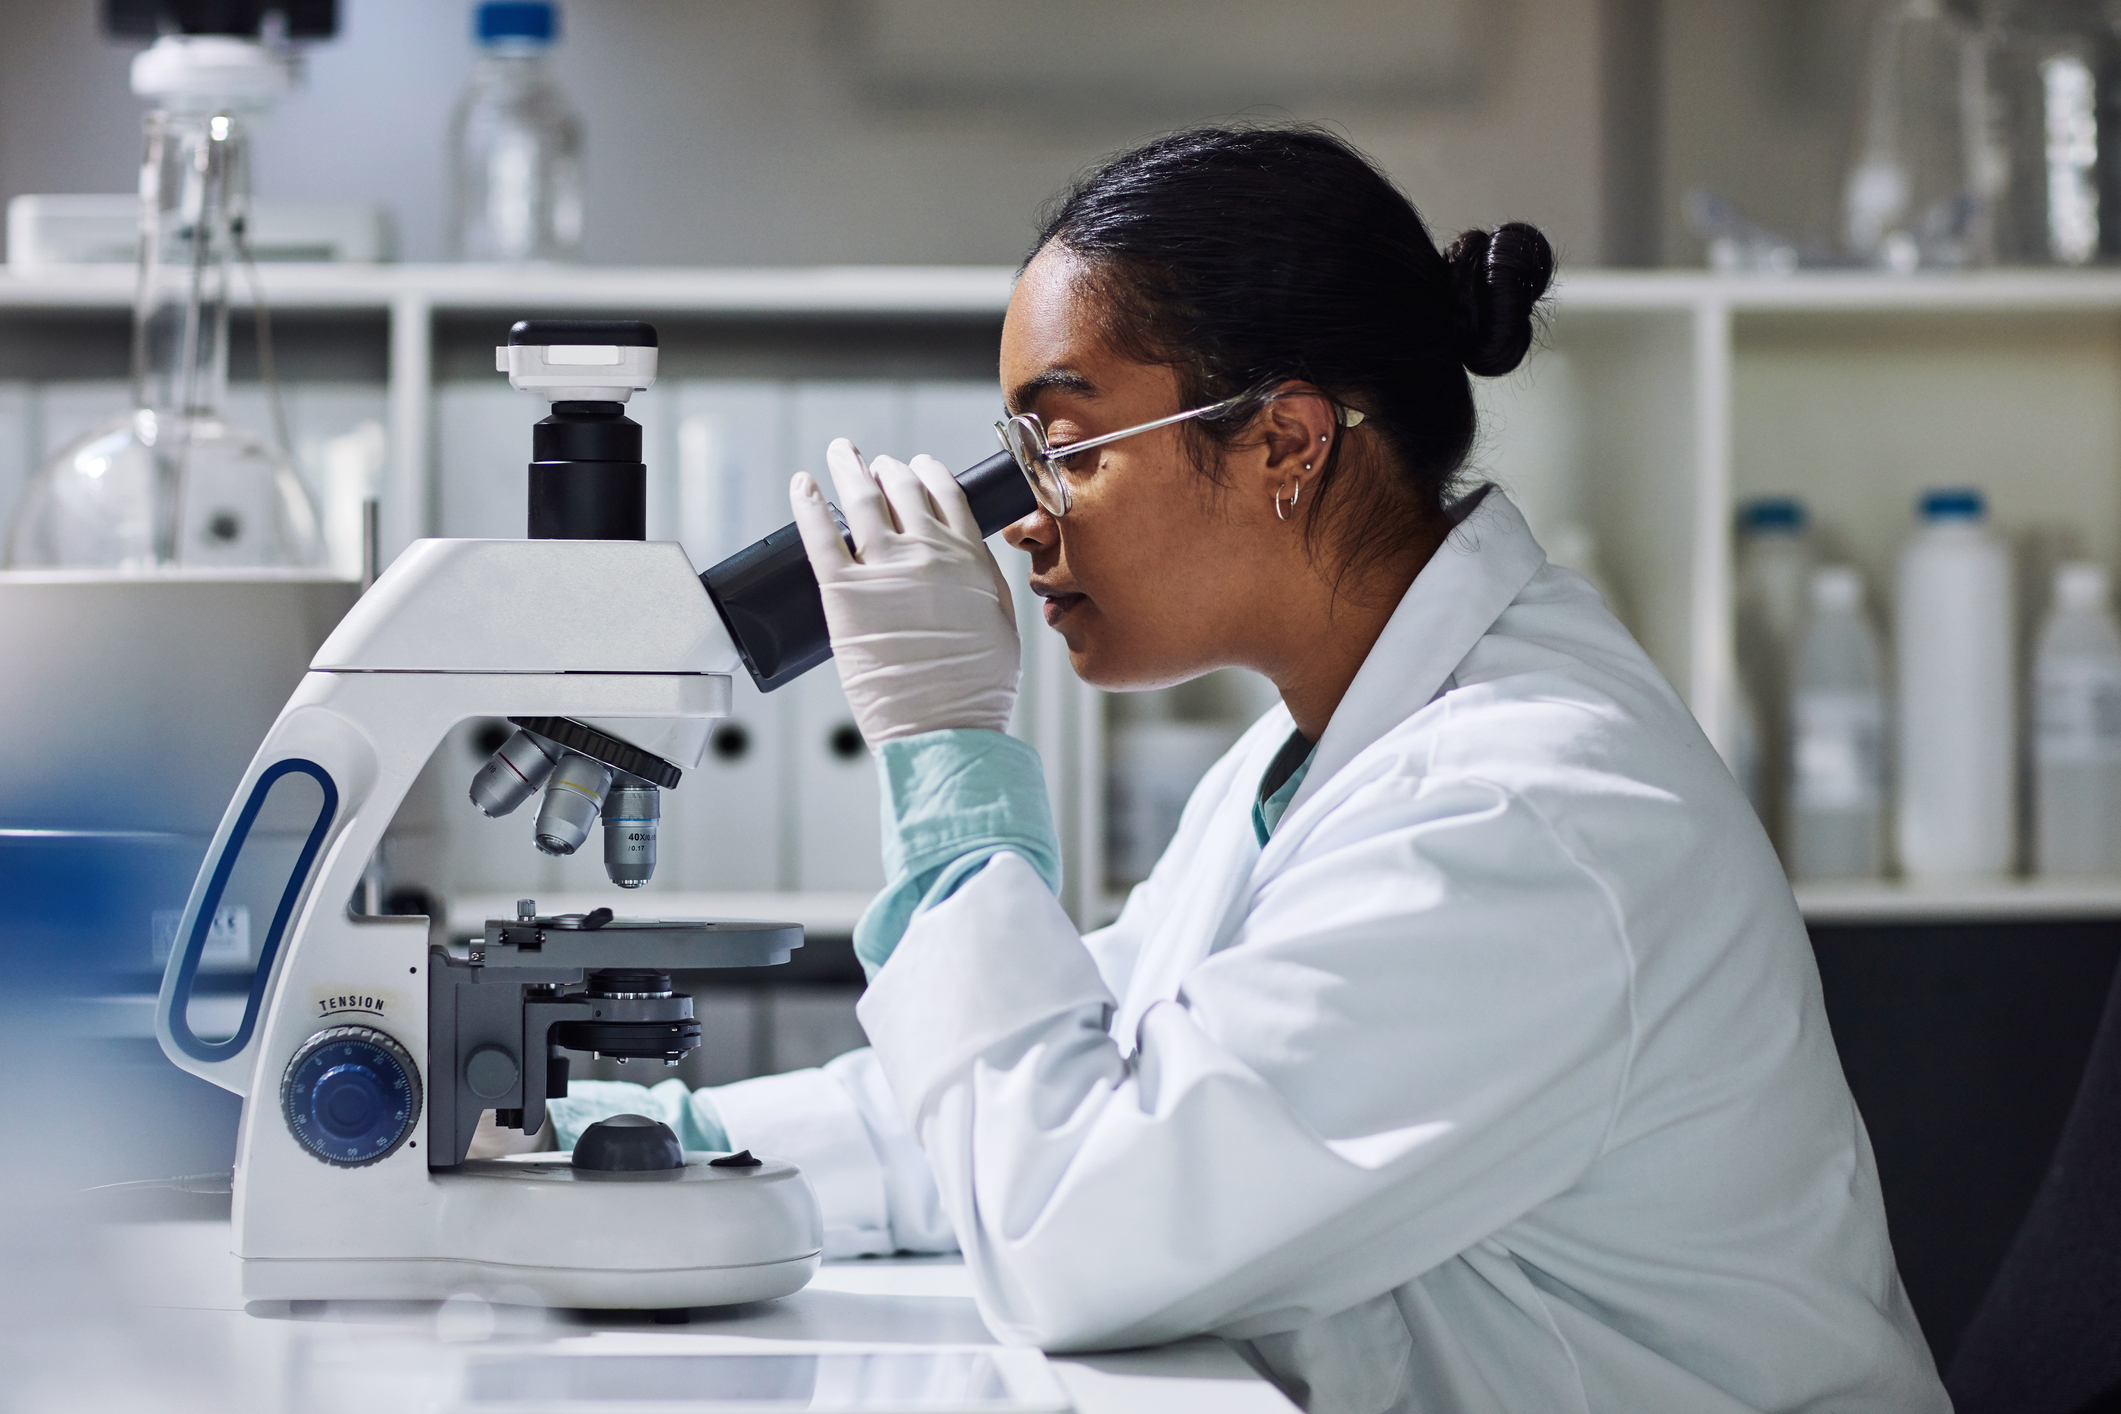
left=1275, top=477, right=1302, bottom=521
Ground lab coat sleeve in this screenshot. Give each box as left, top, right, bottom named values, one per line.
left=710, top=1049, right=960, bottom=1255
left=855, top=774, right=1637, bottom=1351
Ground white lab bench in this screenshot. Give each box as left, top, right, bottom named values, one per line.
left=100, top=1219, right=1297, bottom=1413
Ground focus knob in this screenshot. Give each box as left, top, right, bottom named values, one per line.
left=280, top=1025, right=423, bottom=1167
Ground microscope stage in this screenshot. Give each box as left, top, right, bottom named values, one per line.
left=470, top=914, right=802, bottom=970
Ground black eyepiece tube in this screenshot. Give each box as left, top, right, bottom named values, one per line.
left=700, top=449, right=1035, bottom=692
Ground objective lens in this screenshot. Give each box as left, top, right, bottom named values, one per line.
left=470, top=728, right=559, bottom=818
left=602, top=776, right=660, bottom=888
left=534, top=752, right=612, bottom=856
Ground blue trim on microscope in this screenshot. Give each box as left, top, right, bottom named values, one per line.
left=166, top=759, right=340, bottom=1064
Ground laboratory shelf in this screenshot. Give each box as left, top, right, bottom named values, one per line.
left=9, top=264, right=2121, bottom=926
left=1795, top=878, right=2121, bottom=925
left=0, top=263, right=1018, bottom=314
left=18, top=263, right=2121, bottom=313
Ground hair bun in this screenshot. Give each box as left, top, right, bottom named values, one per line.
left=1443, top=222, right=1554, bottom=377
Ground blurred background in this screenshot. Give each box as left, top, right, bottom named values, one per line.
left=6, top=0, right=2121, bottom=1383
left=6, top=0, right=1663, bottom=267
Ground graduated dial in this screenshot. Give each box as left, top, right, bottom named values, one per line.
left=280, top=1025, right=423, bottom=1167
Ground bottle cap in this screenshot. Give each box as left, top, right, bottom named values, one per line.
left=1738, top=496, right=1807, bottom=534
left=2055, top=561, right=2111, bottom=611
left=1919, top=487, right=1985, bottom=522
left=478, top=2, right=557, bottom=45
left=1810, top=565, right=1864, bottom=614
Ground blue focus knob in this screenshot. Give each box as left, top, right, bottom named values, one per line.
left=280, top=1026, right=423, bottom=1167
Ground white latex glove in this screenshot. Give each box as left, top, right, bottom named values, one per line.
left=789, top=438, right=1020, bottom=745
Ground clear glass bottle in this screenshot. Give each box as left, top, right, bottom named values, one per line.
left=2033, top=562, right=2121, bottom=874
left=449, top=2, right=584, bottom=263
left=5, top=94, right=323, bottom=570
left=1788, top=567, right=1889, bottom=881
left=1736, top=496, right=1815, bottom=843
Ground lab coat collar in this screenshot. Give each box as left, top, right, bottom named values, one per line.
left=1282, top=485, right=1547, bottom=819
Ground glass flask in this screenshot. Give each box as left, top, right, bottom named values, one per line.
left=449, top=2, right=585, bottom=263
left=1845, top=0, right=2000, bottom=270
left=4, top=105, right=323, bottom=570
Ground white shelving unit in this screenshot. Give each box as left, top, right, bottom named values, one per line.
left=9, top=263, right=2121, bottom=926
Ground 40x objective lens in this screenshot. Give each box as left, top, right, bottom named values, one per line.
left=602, top=777, right=660, bottom=888
left=535, top=752, right=613, bottom=856
left=470, top=728, right=559, bottom=818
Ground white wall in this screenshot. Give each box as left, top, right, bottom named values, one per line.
left=0, top=0, right=1630, bottom=266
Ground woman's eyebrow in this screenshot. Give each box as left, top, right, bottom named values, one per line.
left=1007, top=368, right=1099, bottom=415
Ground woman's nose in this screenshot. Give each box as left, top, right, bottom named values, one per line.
left=1003, top=507, right=1055, bottom=552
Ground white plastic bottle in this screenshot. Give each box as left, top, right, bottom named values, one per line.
left=1736, top=496, right=1814, bottom=840
left=1787, top=567, right=1887, bottom=880
left=449, top=2, right=584, bottom=262
left=1895, top=488, right=2016, bottom=879
left=2033, top=562, right=2121, bottom=876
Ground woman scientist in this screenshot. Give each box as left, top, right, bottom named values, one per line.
left=550, top=127, right=1947, bottom=1412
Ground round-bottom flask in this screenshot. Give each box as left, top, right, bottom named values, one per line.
left=5, top=409, right=324, bottom=569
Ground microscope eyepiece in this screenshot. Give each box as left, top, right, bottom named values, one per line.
left=534, top=751, right=613, bottom=856
left=469, top=728, right=560, bottom=818
left=601, top=776, right=660, bottom=888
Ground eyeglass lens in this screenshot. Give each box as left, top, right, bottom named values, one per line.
left=997, top=415, right=1070, bottom=517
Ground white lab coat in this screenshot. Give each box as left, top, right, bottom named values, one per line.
left=712, top=489, right=1947, bottom=1414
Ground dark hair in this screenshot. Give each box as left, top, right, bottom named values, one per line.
left=1030, top=124, right=1554, bottom=581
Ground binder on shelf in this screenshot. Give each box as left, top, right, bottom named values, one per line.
left=789, top=648, right=885, bottom=893
left=0, top=382, right=31, bottom=536
left=672, top=380, right=787, bottom=569
left=435, top=382, right=525, bottom=540
left=661, top=670, right=785, bottom=891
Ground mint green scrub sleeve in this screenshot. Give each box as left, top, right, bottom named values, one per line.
left=854, top=729, right=1063, bottom=979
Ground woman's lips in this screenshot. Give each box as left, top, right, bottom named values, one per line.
left=1040, top=591, right=1087, bottom=627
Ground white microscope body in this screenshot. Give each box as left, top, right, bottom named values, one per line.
left=154, top=323, right=823, bottom=1307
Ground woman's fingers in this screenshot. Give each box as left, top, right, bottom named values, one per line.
left=789, top=472, right=854, bottom=579
left=823, top=438, right=896, bottom=547
left=870, top=454, right=939, bottom=532
left=907, top=454, right=983, bottom=542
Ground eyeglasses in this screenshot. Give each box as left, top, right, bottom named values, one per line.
left=994, top=393, right=1365, bottom=518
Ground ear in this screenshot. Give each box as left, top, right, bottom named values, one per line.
left=1242, top=383, right=1340, bottom=506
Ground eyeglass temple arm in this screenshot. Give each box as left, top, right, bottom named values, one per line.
left=1039, top=397, right=1244, bottom=462
left=1041, top=394, right=1360, bottom=463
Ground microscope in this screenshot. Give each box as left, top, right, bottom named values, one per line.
left=153, top=318, right=1034, bottom=1308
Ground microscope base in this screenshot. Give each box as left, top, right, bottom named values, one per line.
left=239, top=1252, right=821, bottom=1310
left=236, top=1152, right=824, bottom=1309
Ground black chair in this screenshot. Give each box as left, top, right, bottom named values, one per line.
left=1948, top=952, right=2121, bottom=1414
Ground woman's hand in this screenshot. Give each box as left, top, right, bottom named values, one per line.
left=790, top=438, right=1020, bottom=745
